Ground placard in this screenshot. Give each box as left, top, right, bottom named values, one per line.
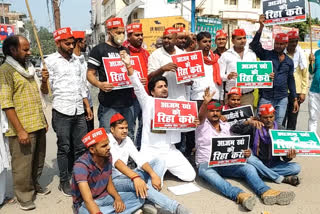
left=222, top=105, right=254, bottom=126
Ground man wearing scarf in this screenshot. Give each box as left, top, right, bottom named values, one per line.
left=231, top=104, right=301, bottom=186
left=0, top=36, right=49, bottom=210
left=219, top=28, right=256, bottom=106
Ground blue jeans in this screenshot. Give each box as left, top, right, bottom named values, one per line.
left=98, top=104, right=134, bottom=140
left=78, top=192, right=144, bottom=214
left=112, top=159, right=179, bottom=213
left=258, top=97, right=288, bottom=125
left=132, top=98, right=143, bottom=150
left=198, top=163, right=270, bottom=201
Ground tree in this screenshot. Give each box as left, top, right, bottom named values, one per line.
left=283, top=17, right=320, bottom=41
left=46, top=0, right=62, bottom=30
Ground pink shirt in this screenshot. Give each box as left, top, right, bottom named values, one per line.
left=195, top=119, right=231, bottom=166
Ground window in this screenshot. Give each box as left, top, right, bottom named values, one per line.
left=252, top=0, right=261, bottom=9
left=224, top=0, right=237, bottom=5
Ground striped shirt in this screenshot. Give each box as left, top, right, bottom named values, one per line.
left=71, top=151, right=113, bottom=211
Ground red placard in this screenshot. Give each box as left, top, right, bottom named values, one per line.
left=171, top=50, right=205, bottom=84
left=102, top=56, right=144, bottom=90
left=153, top=98, right=198, bottom=131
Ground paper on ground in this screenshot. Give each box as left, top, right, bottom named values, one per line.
left=167, top=183, right=201, bottom=196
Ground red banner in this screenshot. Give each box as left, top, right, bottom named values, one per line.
left=102, top=56, right=144, bottom=90
left=153, top=98, right=198, bottom=131
left=171, top=51, right=205, bottom=84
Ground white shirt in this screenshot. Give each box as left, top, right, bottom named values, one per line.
left=108, top=133, right=146, bottom=178
left=45, top=52, right=87, bottom=116
left=148, top=46, right=187, bottom=100
left=0, top=108, right=10, bottom=173
left=219, top=46, right=257, bottom=93
left=191, top=52, right=223, bottom=101
left=284, top=45, right=307, bottom=71
left=129, top=72, right=182, bottom=154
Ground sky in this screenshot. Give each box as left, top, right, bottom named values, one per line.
left=10, top=0, right=91, bottom=31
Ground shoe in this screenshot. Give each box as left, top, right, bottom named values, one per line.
left=133, top=209, right=143, bottom=214
left=36, top=187, right=51, bottom=196
left=19, top=201, right=36, bottom=211
left=58, top=181, right=72, bottom=197
left=142, top=203, right=157, bottom=214
left=283, top=175, right=300, bottom=186
left=261, top=189, right=295, bottom=205
left=236, top=192, right=256, bottom=211
left=176, top=204, right=192, bottom=214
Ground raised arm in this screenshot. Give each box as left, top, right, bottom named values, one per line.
left=199, top=87, right=215, bottom=124
left=249, top=14, right=268, bottom=60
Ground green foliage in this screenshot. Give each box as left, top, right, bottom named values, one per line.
left=283, top=17, right=320, bottom=41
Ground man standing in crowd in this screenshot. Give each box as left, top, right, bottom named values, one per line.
left=42, top=27, right=92, bottom=197
left=283, top=30, right=309, bottom=130
left=219, top=29, right=256, bottom=106
left=73, top=30, right=94, bottom=132
left=184, top=33, right=197, bottom=52
left=214, top=29, right=228, bottom=56
left=72, top=128, right=144, bottom=214
left=0, top=35, right=49, bottom=210
left=176, top=27, right=187, bottom=51
left=250, top=15, right=299, bottom=124
left=148, top=27, right=187, bottom=100
left=87, top=17, right=135, bottom=139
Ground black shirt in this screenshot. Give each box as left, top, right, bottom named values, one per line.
left=88, top=43, right=133, bottom=108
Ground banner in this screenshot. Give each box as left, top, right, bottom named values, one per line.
left=236, top=61, right=273, bottom=88
left=153, top=98, right=198, bottom=131
left=222, top=105, right=254, bottom=126
left=270, top=130, right=320, bottom=156
left=263, top=0, right=306, bottom=25
left=102, top=56, right=144, bottom=90
left=272, top=25, right=299, bottom=38
left=196, top=17, right=222, bottom=48
left=209, top=135, right=250, bottom=167
left=0, top=24, right=15, bottom=49
left=171, top=51, right=205, bottom=84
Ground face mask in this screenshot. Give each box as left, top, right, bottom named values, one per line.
left=112, top=33, right=125, bottom=46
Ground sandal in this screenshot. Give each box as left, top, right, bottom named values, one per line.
left=283, top=175, right=300, bottom=186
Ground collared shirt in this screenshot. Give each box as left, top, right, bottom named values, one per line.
left=129, top=72, right=181, bottom=154
left=45, top=52, right=87, bottom=116
left=219, top=46, right=256, bottom=94
left=0, top=62, right=47, bottom=136
left=310, top=49, right=320, bottom=93
left=148, top=46, right=187, bottom=100
left=285, top=45, right=309, bottom=94
left=71, top=151, right=113, bottom=212
left=213, top=48, right=227, bottom=57
left=249, top=31, right=297, bottom=99
left=191, top=52, right=223, bottom=101
left=108, top=133, right=147, bottom=178
left=195, top=119, right=231, bottom=166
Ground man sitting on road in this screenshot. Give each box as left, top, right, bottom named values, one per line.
left=196, top=88, right=295, bottom=211
left=231, top=104, right=301, bottom=186
left=71, top=128, right=144, bottom=214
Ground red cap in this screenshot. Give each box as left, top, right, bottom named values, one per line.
left=81, top=128, right=108, bottom=148
left=232, top=29, right=246, bottom=37
left=287, top=30, right=299, bottom=40
left=53, top=27, right=73, bottom=41
left=72, top=31, right=85, bottom=39
left=227, top=87, right=241, bottom=96
left=258, top=104, right=275, bottom=115
left=176, top=27, right=186, bottom=33
left=275, top=33, right=288, bottom=43
left=215, top=29, right=228, bottom=39
left=126, top=23, right=142, bottom=33
left=207, top=101, right=223, bottom=110
left=163, top=27, right=178, bottom=36
left=110, top=113, right=125, bottom=125
left=106, top=17, right=124, bottom=29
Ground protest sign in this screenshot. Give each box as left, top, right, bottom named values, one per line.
left=171, top=51, right=205, bottom=84
left=209, top=135, right=250, bottom=167
left=102, top=56, right=144, bottom=90
left=263, top=0, right=306, bottom=26
left=270, top=130, right=320, bottom=156
left=0, top=24, right=14, bottom=50
left=196, top=17, right=222, bottom=48
left=236, top=61, right=273, bottom=88
left=153, top=98, right=198, bottom=131
left=222, top=105, right=254, bottom=126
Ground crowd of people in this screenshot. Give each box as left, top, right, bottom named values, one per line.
left=0, top=13, right=319, bottom=213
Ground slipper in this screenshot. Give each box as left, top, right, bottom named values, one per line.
left=283, top=175, right=300, bottom=186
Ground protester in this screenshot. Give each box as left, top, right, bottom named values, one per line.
left=73, top=30, right=94, bottom=132
left=148, top=27, right=187, bottom=100
left=121, top=50, right=196, bottom=182
left=196, top=88, right=295, bottom=211
left=71, top=128, right=144, bottom=214
left=0, top=35, right=49, bottom=210
left=108, top=113, right=191, bottom=214
left=42, top=27, right=93, bottom=197
left=123, top=23, right=149, bottom=149
left=176, top=27, right=187, bottom=51
left=87, top=17, right=135, bottom=139
left=219, top=28, right=256, bottom=106
left=185, top=33, right=197, bottom=52
left=223, top=87, right=242, bottom=110
left=249, top=15, right=298, bottom=124
left=231, top=104, right=301, bottom=186
left=283, top=30, right=309, bottom=130
left=214, top=29, right=228, bottom=56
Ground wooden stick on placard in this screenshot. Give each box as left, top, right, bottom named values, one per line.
left=308, top=0, right=314, bottom=71
left=25, top=0, right=51, bottom=95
